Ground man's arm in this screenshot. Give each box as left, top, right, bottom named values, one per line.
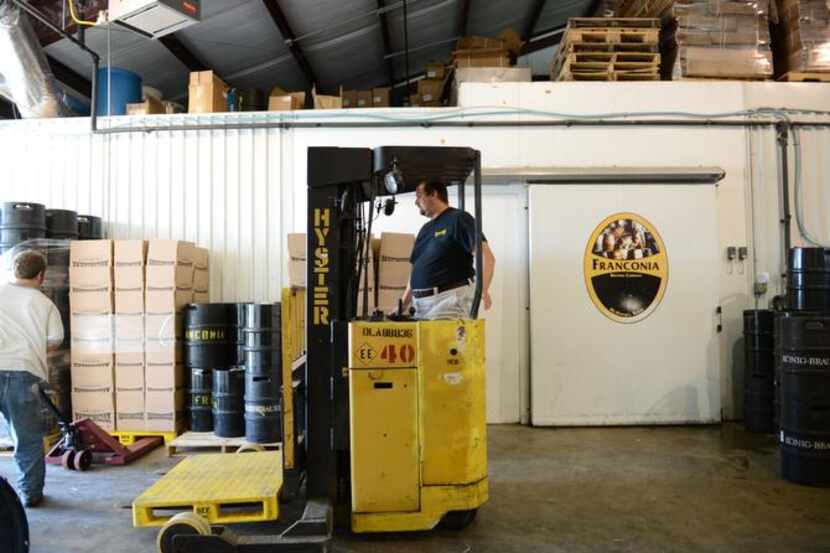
left=46, top=305, right=64, bottom=352
left=480, top=241, right=496, bottom=310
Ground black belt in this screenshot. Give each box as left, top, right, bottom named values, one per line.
left=412, top=279, right=471, bottom=299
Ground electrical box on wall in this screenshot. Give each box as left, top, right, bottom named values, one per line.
left=108, top=0, right=200, bottom=38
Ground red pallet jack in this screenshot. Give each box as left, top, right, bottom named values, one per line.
left=39, top=386, right=162, bottom=471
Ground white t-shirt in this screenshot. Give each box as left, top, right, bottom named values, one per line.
left=0, top=283, right=64, bottom=381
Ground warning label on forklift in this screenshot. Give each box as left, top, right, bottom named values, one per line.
left=584, top=212, right=668, bottom=324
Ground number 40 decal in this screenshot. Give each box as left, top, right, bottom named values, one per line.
left=380, top=343, right=415, bottom=364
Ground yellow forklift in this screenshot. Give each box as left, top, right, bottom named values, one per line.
left=153, top=146, right=488, bottom=552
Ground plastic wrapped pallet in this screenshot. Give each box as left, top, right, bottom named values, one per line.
left=774, top=0, right=830, bottom=74
left=671, top=0, right=774, bottom=79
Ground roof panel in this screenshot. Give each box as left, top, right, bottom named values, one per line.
left=280, top=0, right=376, bottom=47
left=535, top=0, right=593, bottom=34
left=388, top=0, right=458, bottom=80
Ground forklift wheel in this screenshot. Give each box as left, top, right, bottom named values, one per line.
left=439, top=509, right=478, bottom=531
left=71, top=449, right=92, bottom=472
left=156, top=513, right=211, bottom=553
left=60, top=450, right=76, bottom=471
left=236, top=443, right=266, bottom=454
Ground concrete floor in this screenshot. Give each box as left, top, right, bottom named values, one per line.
left=1, top=424, right=829, bottom=553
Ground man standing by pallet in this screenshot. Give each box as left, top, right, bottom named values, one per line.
left=0, top=250, right=64, bottom=507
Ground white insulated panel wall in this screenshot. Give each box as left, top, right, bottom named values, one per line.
left=1, top=82, right=830, bottom=424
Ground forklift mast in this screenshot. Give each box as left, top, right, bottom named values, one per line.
left=304, top=145, right=483, bottom=526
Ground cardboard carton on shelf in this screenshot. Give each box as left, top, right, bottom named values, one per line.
left=341, top=89, right=359, bottom=108
left=268, top=87, right=306, bottom=111
left=372, top=87, right=391, bottom=107
left=126, top=96, right=164, bottom=116
left=313, top=87, right=343, bottom=110
left=188, top=71, right=228, bottom=114
left=356, top=90, right=373, bottom=108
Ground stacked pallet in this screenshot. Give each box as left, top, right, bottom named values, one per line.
left=551, top=18, right=662, bottom=81
left=671, top=0, right=773, bottom=80
left=774, top=0, right=830, bottom=80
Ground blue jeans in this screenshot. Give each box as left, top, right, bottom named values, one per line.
left=0, top=371, right=45, bottom=500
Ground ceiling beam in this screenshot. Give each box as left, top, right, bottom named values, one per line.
left=47, top=55, right=92, bottom=97
left=261, top=0, right=318, bottom=88
left=158, top=34, right=209, bottom=72
left=522, top=0, right=548, bottom=41
left=457, top=0, right=472, bottom=38
left=377, top=0, right=395, bottom=86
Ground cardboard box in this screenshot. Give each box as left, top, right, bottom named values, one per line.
left=356, top=90, right=373, bottom=108
left=69, top=268, right=113, bottom=291
left=70, top=289, right=113, bottom=314
left=71, top=312, right=113, bottom=340
left=188, top=71, right=227, bottom=114
left=425, top=63, right=447, bottom=80
left=115, top=390, right=145, bottom=432
left=378, top=232, right=415, bottom=289
left=114, top=240, right=146, bottom=289
left=145, top=288, right=193, bottom=314
left=193, top=291, right=210, bottom=303
left=193, top=247, right=209, bottom=292
left=457, top=36, right=506, bottom=50
left=70, top=353, right=114, bottom=391
left=145, top=361, right=185, bottom=392
left=455, top=54, right=511, bottom=68
left=115, top=352, right=145, bottom=392
left=378, top=286, right=408, bottom=313
left=417, top=80, right=444, bottom=104
left=268, top=90, right=305, bottom=111
left=72, top=391, right=115, bottom=432
left=146, top=240, right=196, bottom=288
left=313, top=87, right=343, bottom=109
left=126, top=96, right=164, bottom=116
left=145, top=313, right=184, bottom=342
left=70, top=240, right=113, bottom=266
left=288, top=233, right=306, bottom=288
left=341, top=89, right=358, bottom=108
left=115, top=291, right=144, bottom=315
left=409, top=94, right=422, bottom=107
left=71, top=336, right=114, bottom=356
left=144, top=389, right=185, bottom=432
left=114, top=313, right=144, bottom=353
left=372, top=87, right=391, bottom=107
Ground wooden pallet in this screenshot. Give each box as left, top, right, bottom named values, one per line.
left=167, top=431, right=282, bottom=457
left=559, top=70, right=661, bottom=81
left=778, top=71, right=830, bottom=83
left=568, top=17, right=661, bottom=29
left=567, top=41, right=660, bottom=53
left=563, top=27, right=660, bottom=47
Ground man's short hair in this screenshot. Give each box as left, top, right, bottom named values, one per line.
left=13, top=250, right=47, bottom=280
left=420, top=180, right=449, bottom=204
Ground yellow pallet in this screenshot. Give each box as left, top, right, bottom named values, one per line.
left=112, top=431, right=179, bottom=446
left=133, top=450, right=283, bottom=527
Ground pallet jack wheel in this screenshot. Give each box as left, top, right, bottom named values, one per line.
left=439, top=509, right=478, bottom=531
left=156, top=512, right=211, bottom=553
left=236, top=443, right=265, bottom=454
left=70, top=449, right=92, bottom=472
left=60, top=450, right=76, bottom=471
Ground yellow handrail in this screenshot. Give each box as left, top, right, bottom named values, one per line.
left=68, top=0, right=96, bottom=27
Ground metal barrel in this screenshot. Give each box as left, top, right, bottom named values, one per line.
left=744, top=309, right=776, bottom=433
left=213, top=367, right=245, bottom=438
left=787, top=247, right=830, bottom=311
left=45, top=209, right=79, bottom=239
left=77, top=215, right=103, bottom=240
left=0, top=202, right=46, bottom=251
left=242, top=303, right=282, bottom=375
left=777, top=311, right=830, bottom=487
left=188, top=368, right=213, bottom=432
left=235, top=303, right=248, bottom=366
left=184, top=303, right=237, bottom=368
left=244, top=372, right=281, bottom=444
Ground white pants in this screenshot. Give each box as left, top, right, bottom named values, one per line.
left=413, top=284, right=475, bottom=320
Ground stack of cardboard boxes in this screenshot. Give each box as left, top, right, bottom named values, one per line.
left=411, top=64, right=447, bottom=107
left=188, top=71, right=228, bottom=114
left=341, top=88, right=391, bottom=108
left=774, top=0, right=830, bottom=75
left=286, top=232, right=414, bottom=314
left=670, top=0, right=773, bottom=80
left=71, top=240, right=209, bottom=434
left=69, top=241, right=116, bottom=432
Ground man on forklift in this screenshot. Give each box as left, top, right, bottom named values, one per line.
left=401, top=180, right=496, bottom=320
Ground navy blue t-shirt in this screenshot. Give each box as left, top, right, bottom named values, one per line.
left=410, top=207, right=486, bottom=290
